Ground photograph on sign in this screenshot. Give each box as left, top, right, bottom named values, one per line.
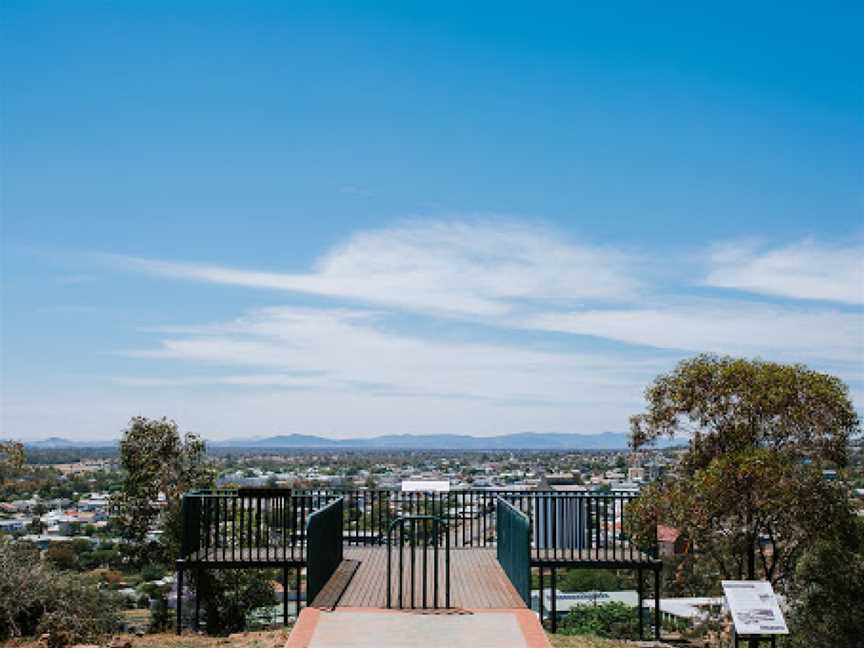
left=722, top=581, right=789, bottom=635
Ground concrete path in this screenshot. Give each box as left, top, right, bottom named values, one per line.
left=285, top=608, right=551, bottom=648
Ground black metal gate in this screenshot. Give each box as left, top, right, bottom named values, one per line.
left=386, top=515, right=450, bottom=609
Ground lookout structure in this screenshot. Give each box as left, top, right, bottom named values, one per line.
left=176, top=488, right=663, bottom=641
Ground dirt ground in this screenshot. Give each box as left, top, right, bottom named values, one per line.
left=1, top=630, right=291, bottom=648
left=547, top=635, right=634, bottom=648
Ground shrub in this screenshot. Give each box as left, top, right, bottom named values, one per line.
left=140, top=563, right=165, bottom=582
left=195, top=568, right=277, bottom=635
left=45, top=542, right=77, bottom=571
left=558, top=602, right=640, bottom=640
left=148, top=592, right=170, bottom=633
left=0, top=539, right=120, bottom=646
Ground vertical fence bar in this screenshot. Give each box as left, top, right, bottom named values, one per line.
left=410, top=518, right=416, bottom=609
left=386, top=521, right=392, bottom=609
left=445, top=519, right=450, bottom=609
left=433, top=518, right=439, bottom=609
left=422, top=518, right=428, bottom=609
left=539, top=566, right=544, bottom=627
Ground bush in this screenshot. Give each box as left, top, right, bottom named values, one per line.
left=785, top=521, right=864, bottom=648
left=45, top=542, right=77, bottom=571
left=195, top=569, right=277, bottom=635
left=148, top=592, right=170, bottom=633
left=558, top=602, right=640, bottom=640
left=140, top=563, right=165, bottom=582
left=0, top=540, right=120, bottom=646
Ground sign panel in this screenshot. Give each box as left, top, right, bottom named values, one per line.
left=722, top=581, right=788, bottom=635
left=401, top=480, right=450, bottom=492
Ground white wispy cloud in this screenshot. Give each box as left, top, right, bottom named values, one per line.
left=705, top=239, right=864, bottom=304
left=525, top=300, right=864, bottom=364
left=125, top=306, right=658, bottom=406
left=7, top=221, right=862, bottom=440
left=105, top=221, right=639, bottom=317
left=95, top=221, right=862, bottom=417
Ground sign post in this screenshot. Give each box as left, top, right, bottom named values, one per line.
left=722, top=581, right=788, bottom=647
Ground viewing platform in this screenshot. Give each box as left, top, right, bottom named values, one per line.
left=176, top=487, right=663, bottom=642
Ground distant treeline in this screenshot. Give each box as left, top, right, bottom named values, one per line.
left=25, top=447, right=119, bottom=464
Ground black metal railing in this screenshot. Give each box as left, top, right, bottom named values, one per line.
left=181, top=488, right=655, bottom=563
left=306, top=497, right=345, bottom=604
left=496, top=497, right=530, bottom=606
left=387, top=515, right=450, bottom=609
left=529, top=492, right=650, bottom=563
left=180, top=488, right=338, bottom=563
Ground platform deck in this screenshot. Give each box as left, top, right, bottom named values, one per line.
left=332, top=547, right=526, bottom=609
left=185, top=546, right=307, bottom=565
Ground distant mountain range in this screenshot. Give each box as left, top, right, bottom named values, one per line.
left=23, top=431, right=683, bottom=450
left=24, top=436, right=115, bottom=449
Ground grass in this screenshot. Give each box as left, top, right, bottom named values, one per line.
left=546, top=634, right=638, bottom=648
left=4, top=629, right=292, bottom=648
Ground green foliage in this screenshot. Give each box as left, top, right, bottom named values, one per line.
left=78, top=547, right=122, bottom=570
left=194, top=569, right=277, bottom=635
left=140, top=563, right=165, bottom=581
left=112, top=416, right=213, bottom=565
left=628, top=356, right=861, bottom=587
left=785, top=517, right=864, bottom=647
left=558, top=602, right=640, bottom=640
left=0, top=440, right=26, bottom=484
left=148, top=591, right=171, bottom=633
left=45, top=542, right=77, bottom=571
left=630, top=354, right=859, bottom=472
left=629, top=449, right=854, bottom=587
left=0, top=540, right=120, bottom=646
left=558, top=569, right=632, bottom=592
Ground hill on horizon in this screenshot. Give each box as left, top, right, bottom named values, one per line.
left=22, top=431, right=684, bottom=450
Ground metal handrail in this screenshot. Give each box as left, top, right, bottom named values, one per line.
left=496, top=497, right=531, bottom=606
left=386, top=515, right=450, bottom=609
left=306, top=497, right=344, bottom=604
left=180, top=488, right=655, bottom=562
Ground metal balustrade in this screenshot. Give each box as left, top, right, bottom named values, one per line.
left=386, top=515, right=450, bottom=610
left=306, top=497, right=345, bottom=604
left=177, top=487, right=660, bottom=638
left=496, top=497, right=530, bottom=606
left=180, top=488, right=338, bottom=564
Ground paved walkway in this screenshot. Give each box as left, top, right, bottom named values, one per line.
left=285, top=608, right=551, bottom=648
left=326, top=547, right=525, bottom=609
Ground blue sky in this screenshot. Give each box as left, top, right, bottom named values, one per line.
left=2, top=2, right=862, bottom=441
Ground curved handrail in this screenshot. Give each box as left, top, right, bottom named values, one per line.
left=387, top=514, right=450, bottom=609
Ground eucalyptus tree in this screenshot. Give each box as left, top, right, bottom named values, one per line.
left=628, top=354, right=860, bottom=587
left=112, top=416, right=213, bottom=565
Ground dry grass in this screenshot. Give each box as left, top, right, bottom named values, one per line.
left=2, top=629, right=292, bottom=648
left=546, top=634, right=637, bottom=648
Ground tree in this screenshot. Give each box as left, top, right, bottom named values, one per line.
left=628, top=355, right=862, bottom=645
left=630, top=449, right=852, bottom=589
left=785, top=516, right=864, bottom=648
left=631, top=354, right=858, bottom=474
left=195, top=569, right=277, bottom=635
left=0, top=540, right=120, bottom=646
left=112, top=417, right=212, bottom=566
left=0, top=441, right=26, bottom=499
left=148, top=591, right=171, bottom=633
left=0, top=440, right=25, bottom=481
left=46, top=542, right=77, bottom=571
